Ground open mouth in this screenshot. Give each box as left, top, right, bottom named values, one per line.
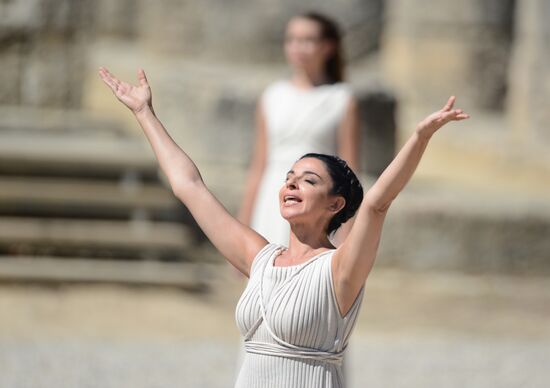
left=283, top=195, right=302, bottom=205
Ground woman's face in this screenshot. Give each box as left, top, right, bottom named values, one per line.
left=279, top=157, right=344, bottom=228
left=284, top=17, right=333, bottom=74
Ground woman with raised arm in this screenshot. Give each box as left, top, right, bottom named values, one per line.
left=99, top=66, right=469, bottom=388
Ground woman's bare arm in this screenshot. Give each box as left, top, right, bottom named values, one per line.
left=99, top=67, right=267, bottom=275
left=332, top=96, right=469, bottom=315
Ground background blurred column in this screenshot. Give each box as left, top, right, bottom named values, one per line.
left=93, top=0, right=138, bottom=39
left=381, top=0, right=515, bottom=111
left=506, top=0, right=550, bottom=145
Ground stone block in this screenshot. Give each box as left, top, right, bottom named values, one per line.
left=93, top=0, right=138, bottom=38
left=506, top=0, right=550, bottom=145
left=0, top=0, right=92, bottom=108
left=357, top=88, right=397, bottom=176
left=385, top=0, right=514, bottom=26
left=0, top=0, right=91, bottom=34
left=382, top=0, right=515, bottom=110
left=379, top=192, right=550, bottom=274
left=206, top=89, right=257, bottom=165
left=20, top=37, right=85, bottom=107
left=136, top=0, right=383, bottom=62
left=0, top=0, right=42, bottom=34
left=0, top=42, right=23, bottom=104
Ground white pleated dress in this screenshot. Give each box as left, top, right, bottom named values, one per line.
left=251, top=80, right=353, bottom=246
left=235, top=243, right=364, bottom=388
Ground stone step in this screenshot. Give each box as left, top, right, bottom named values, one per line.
left=0, top=256, right=207, bottom=290
left=0, top=217, right=192, bottom=260
left=0, top=132, right=158, bottom=179
left=0, top=110, right=204, bottom=282
left=0, top=106, right=129, bottom=137
left=378, top=184, right=550, bottom=274
left=0, top=176, right=183, bottom=220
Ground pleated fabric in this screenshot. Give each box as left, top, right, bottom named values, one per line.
left=234, top=243, right=364, bottom=388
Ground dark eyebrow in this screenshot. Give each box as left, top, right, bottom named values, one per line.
left=286, top=170, right=323, bottom=181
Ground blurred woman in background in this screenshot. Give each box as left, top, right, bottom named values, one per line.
left=238, top=12, right=361, bottom=246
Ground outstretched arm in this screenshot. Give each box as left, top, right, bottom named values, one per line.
left=333, top=96, right=469, bottom=315
left=99, top=67, right=268, bottom=275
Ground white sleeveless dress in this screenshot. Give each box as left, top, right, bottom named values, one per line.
left=235, top=243, right=364, bottom=388
left=251, top=81, right=353, bottom=245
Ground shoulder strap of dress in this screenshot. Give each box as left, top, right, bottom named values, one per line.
left=249, top=243, right=279, bottom=276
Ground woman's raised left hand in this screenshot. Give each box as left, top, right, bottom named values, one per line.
left=416, top=96, right=470, bottom=139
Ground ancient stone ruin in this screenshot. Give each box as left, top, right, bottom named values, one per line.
left=0, top=0, right=549, bottom=282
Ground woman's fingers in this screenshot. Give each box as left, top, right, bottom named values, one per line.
left=416, top=97, right=469, bottom=137
left=441, top=108, right=470, bottom=122
left=99, top=71, right=118, bottom=92
left=442, top=95, right=456, bottom=112
left=99, top=67, right=121, bottom=91
left=439, top=95, right=470, bottom=123
left=99, top=67, right=114, bottom=83
left=137, top=68, right=149, bottom=88
left=99, top=67, right=149, bottom=96
left=100, top=67, right=124, bottom=87
left=100, top=66, right=118, bottom=81
left=99, top=66, right=152, bottom=114
left=451, top=108, right=469, bottom=120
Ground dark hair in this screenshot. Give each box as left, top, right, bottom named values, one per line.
left=300, top=153, right=363, bottom=235
left=298, top=12, right=345, bottom=84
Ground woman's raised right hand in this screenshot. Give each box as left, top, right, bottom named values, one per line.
left=99, top=67, right=152, bottom=114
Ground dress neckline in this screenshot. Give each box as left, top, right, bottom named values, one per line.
left=270, top=246, right=335, bottom=269
left=283, top=79, right=340, bottom=94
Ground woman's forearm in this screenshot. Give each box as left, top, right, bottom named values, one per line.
left=134, top=106, right=203, bottom=197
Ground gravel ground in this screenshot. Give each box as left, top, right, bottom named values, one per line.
left=1, top=336, right=548, bottom=388
left=1, top=268, right=549, bottom=388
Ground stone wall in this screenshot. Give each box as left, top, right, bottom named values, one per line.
left=1, top=0, right=549, bottom=273
left=0, top=0, right=93, bottom=108
left=2, top=0, right=549, bottom=141
left=506, top=0, right=550, bottom=146
left=134, top=0, right=383, bottom=63
left=381, top=0, right=515, bottom=111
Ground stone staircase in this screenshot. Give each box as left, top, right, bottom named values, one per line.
left=0, top=108, right=207, bottom=289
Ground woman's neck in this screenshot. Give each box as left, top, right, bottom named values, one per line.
left=291, top=67, right=327, bottom=89
left=285, top=223, right=335, bottom=260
